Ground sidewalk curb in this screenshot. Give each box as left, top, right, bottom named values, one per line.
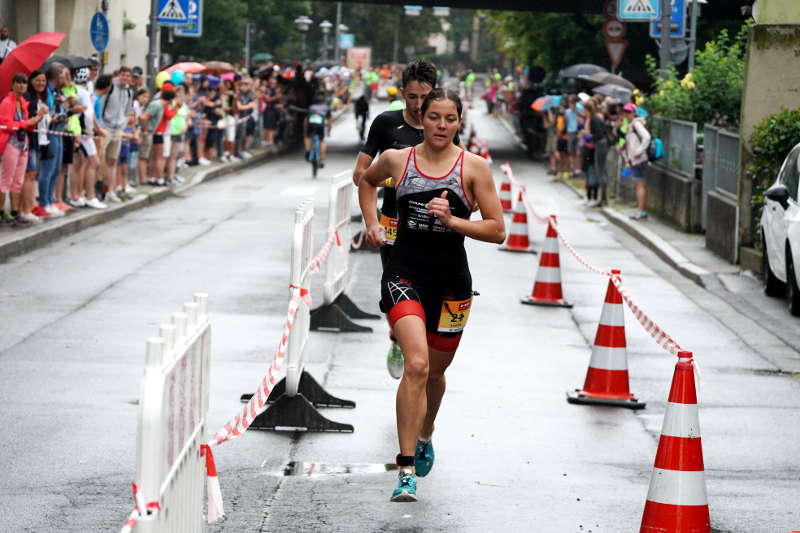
left=557, top=179, right=715, bottom=288
left=0, top=106, right=351, bottom=263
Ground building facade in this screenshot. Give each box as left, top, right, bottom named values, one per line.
left=0, top=0, right=149, bottom=70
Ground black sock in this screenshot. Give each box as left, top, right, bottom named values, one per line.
left=396, top=454, right=414, bottom=467
left=11, top=210, right=18, bottom=218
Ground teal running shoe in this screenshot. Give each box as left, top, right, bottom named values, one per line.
left=390, top=470, right=418, bottom=502
left=386, top=341, right=404, bottom=379
left=414, top=439, right=435, bottom=477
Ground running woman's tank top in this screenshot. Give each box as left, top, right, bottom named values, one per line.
left=386, top=147, right=473, bottom=275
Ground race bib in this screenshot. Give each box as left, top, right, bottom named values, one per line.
left=437, top=297, right=472, bottom=333
left=309, top=114, right=324, bottom=124
left=380, top=214, right=397, bottom=244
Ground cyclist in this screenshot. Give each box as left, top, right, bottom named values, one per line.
left=351, top=71, right=370, bottom=142
left=304, top=93, right=332, bottom=168
left=352, top=60, right=461, bottom=380
left=359, top=88, right=505, bottom=502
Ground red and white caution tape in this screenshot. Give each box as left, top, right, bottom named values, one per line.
left=549, top=217, right=613, bottom=277
left=500, top=162, right=549, bottom=225
left=119, top=483, right=160, bottom=533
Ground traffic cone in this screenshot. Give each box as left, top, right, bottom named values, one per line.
left=567, top=270, right=645, bottom=409
left=468, top=130, right=479, bottom=153
left=500, top=190, right=535, bottom=253
left=480, top=140, right=493, bottom=164
left=521, top=216, right=572, bottom=308
left=499, top=171, right=513, bottom=213
left=640, top=351, right=710, bottom=533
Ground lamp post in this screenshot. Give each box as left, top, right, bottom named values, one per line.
left=333, top=2, right=342, bottom=64
left=319, top=19, right=333, bottom=61
left=294, top=15, right=312, bottom=60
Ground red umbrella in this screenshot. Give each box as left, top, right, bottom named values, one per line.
left=0, top=32, right=65, bottom=98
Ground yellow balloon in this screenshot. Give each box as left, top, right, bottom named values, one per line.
left=155, top=71, right=170, bottom=89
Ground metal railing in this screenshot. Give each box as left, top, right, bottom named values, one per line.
left=652, top=116, right=698, bottom=178
left=703, top=124, right=740, bottom=198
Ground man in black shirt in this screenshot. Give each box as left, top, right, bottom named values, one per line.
left=352, top=60, right=460, bottom=380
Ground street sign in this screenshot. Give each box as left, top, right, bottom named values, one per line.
left=603, top=19, right=627, bottom=40
left=338, top=33, right=355, bottom=50
left=650, top=0, right=686, bottom=38
left=157, top=0, right=190, bottom=24
left=433, top=7, right=450, bottom=16
left=606, top=40, right=629, bottom=70
left=404, top=5, right=422, bottom=16
left=174, top=0, right=202, bottom=37
left=618, top=0, right=660, bottom=20
left=90, top=12, right=109, bottom=52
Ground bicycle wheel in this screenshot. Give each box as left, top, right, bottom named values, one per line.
left=311, top=135, right=320, bottom=178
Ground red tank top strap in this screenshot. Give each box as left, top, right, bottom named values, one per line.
left=396, top=147, right=414, bottom=190
left=458, top=150, right=475, bottom=211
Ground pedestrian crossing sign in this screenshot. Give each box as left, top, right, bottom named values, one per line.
left=618, top=0, right=661, bottom=20
left=157, top=0, right=190, bottom=24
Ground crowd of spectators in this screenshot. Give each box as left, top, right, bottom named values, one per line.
left=0, top=52, right=369, bottom=228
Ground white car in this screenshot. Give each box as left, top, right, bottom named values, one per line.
left=761, top=142, right=800, bottom=315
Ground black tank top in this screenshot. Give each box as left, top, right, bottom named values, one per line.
left=386, top=147, right=473, bottom=276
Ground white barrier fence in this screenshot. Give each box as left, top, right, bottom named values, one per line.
left=287, top=200, right=315, bottom=397
left=130, top=294, right=213, bottom=532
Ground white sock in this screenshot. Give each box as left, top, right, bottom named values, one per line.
left=417, top=436, right=430, bottom=445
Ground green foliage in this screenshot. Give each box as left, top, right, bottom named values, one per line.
left=645, top=25, right=749, bottom=129
left=747, top=109, right=800, bottom=248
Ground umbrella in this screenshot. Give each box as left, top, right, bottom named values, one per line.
left=531, top=95, right=561, bottom=112
left=166, top=61, right=205, bottom=74
left=202, top=61, right=236, bottom=75
left=0, top=32, right=65, bottom=97
left=581, top=71, right=635, bottom=90
left=558, top=63, right=607, bottom=79
left=43, top=55, right=92, bottom=70
left=592, top=83, right=632, bottom=102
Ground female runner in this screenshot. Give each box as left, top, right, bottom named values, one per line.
left=359, top=88, right=505, bottom=502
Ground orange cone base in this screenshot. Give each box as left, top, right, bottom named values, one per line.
left=566, top=389, right=646, bottom=410
left=499, top=243, right=536, bottom=253
left=520, top=296, right=573, bottom=308
left=641, top=501, right=710, bottom=533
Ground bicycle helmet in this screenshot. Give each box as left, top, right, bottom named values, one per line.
left=74, top=67, right=90, bottom=84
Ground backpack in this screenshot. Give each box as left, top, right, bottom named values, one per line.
left=631, top=119, right=664, bottom=162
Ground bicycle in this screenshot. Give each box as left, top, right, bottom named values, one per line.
left=308, top=131, right=322, bottom=178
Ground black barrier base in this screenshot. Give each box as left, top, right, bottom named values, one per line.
left=248, top=393, right=354, bottom=433
left=566, top=390, right=646, bottom=410
left=520, top=296, right=573, bottom=308
left=241, top=372, right=356, bottom=408
left=310, top=294, right=377, bottom=332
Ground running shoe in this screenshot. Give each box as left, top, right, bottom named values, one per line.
left=390, top=470, right=418, bottom=502
left=69, top=197, right=87, bottom=208
left=54, top=202, right=73, bottom=212
left=85, top=197, right=108, bottom=209
left=106, top=191, right=122, bottom=203
left=31, top=205, right=50, bottom=217
left=12, top=215, right=31, bottom=227
left=414, top=440, right=435, bottom=477
left=386, top=342, right=404, bottom=379
left=44, top=205, right=65, bottom=217
left=19, top=212, right=42, bottom=224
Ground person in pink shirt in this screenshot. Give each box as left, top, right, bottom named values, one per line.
left=0, top=73, right=48, bottom=225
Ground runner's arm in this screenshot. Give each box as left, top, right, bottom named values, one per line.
left=428, top=154, right=505, bottom=244
left=359, top=150, right=401, bottom=247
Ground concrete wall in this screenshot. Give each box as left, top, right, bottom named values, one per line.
left=5, top=0, right=147, bottom=71
left=705, top=191, right=739, bottom=263
left=756, top=0, right=800, bottom=24
left=645, top=163, right=703, bottom=232
left=738, top=23, right=800, bottom=249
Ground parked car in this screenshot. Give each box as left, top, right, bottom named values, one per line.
left=761, top=142, right=800, bottom=315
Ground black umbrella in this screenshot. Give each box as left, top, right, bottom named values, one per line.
left=592, top=84, right=632, bottom=102
left=580, top=71, right=636, bottom=91
left=44, top=55, right=92, bottom=70
left=558, top=63, right=608, bottom=79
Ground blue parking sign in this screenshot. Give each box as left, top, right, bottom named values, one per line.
left=90, top=12, right=109, bottom=52
left=650, top=0, right=686, bottom=38
left=175, top=0, right=202, bottom=37
left=157, top=0, right=190, bottom=24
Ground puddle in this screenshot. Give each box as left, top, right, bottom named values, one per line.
left=282, top=461, right=398, bottom=477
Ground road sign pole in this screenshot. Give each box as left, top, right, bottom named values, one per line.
left=688, top=0, right=699, bottom=72
left=148, top=0, right=160, bottom=91
left=334, top=2, right=342, bottom=63
left=659, top=0, right=671, bottom=79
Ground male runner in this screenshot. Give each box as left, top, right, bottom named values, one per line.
left=352, top=60, right=461, bottom=380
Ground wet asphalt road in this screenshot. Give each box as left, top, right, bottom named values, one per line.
left=0, top=102, right=798, bottom=533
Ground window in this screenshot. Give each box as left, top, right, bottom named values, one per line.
left=783, top=147, right=800, bottom=201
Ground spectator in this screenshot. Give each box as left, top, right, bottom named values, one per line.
left=141, top=86, right=177, bottom=186
left=544, top=107, right=559, bottom=175
left=0, top=26, right=16, bottom=64
left=132, top=88, right=150, bottom=185
left=565, top=95, right=580, bottom=175
left=59, top=67, right=82, bottom=208
left=219, top=78, right=238, bottom=161
left=261, top=76, right=280, bottom=145
left=236, top=77, right=256, bottom=158
left=99, top=66, right=134, bottom=202
left=197, top=76, right=221, bottom=164
left=130, top=66, right=144, bottom=90
left=27, top=69, right=61, bottom=222
left=45, top=62, right=71, bottom=213
left=116, top=110, right=138, bottom=198
left=70, top=67, right=107, bottom=209
left=0, top=73, right=48, bottom=226
left=621, top=102, right=651, bottom=220
left=167, top=84, right=189, bottom=184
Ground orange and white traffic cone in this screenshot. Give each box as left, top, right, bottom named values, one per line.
left=640, top=351, right=710, bottom=533
left=567, top=270, right=645, bottom=409
left=521, top=216, right=572, bottom=308
left=499, top=168, right=513, bottom=212
left=480, top=140, right=493, bottom=164
left=468, top=130, right=479, bottom=153
left=500, top=190, right=535, bottom=253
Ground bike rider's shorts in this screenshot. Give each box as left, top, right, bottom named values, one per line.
left=305, top=123, right=325, bottom=139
